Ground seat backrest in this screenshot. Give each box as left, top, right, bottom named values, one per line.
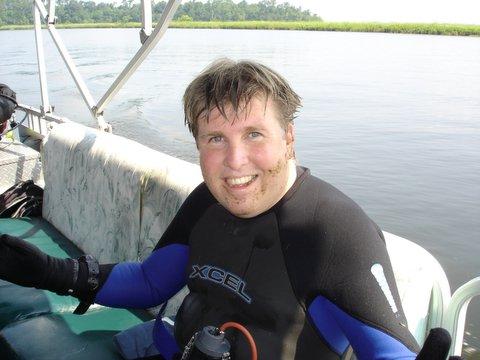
left=42, top=123, right=202, bottom=263
left=384, top=231, right=451, bottom=345
left=136, top=146, right=203, bottom=260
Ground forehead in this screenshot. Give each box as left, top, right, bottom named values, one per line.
left=199, top=97, right=280, bottom=133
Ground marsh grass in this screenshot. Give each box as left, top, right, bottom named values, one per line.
left=2, top=21, right=480, bottom=36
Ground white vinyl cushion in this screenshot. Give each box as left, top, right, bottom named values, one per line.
left=42, top=123, right=201, bottom=262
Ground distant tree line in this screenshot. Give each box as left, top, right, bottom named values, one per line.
left=0, top=0, right=321, bottom=25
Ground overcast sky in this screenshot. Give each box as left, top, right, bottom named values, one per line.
left=97, top=0, right=480, bottom=25
left=284, top=0, right=479, bottom=24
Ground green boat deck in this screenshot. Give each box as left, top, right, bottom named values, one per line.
left=0, top=217, right=151, bottom=359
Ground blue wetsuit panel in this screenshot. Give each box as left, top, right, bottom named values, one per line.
left=308, top=296, right=417, bottom=360
left=95, top=244, right=189, bottom=308
left=307, top=296, right=349, bottom=355
left=153, top=318, right=180, bottom=360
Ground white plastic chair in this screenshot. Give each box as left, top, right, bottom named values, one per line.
left=384, top=231, right=480, bottom=356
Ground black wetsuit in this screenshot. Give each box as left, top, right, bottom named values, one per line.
left=96, top=167, right=419, bottom=359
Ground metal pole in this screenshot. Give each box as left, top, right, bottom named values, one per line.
left=34, top=0, right=47, bottom=18
left=33, top=0, right=110, bottom=131
left=48, top=0, right=56, bottom=24
left=140, top=0, right=153, bottom=44
left=17, top=104, right=72, bottom=124
left=96, top=0, right=182, bottom=115
left=45, top=26, right=97, bottom=112
left=47, top=25, right=111, bottom=130
left=33, top=2, right=52, bottom=115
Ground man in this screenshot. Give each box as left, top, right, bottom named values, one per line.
left=0, top=59, right=420, bottom=359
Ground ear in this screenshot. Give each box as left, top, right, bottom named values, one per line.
left=285, top=123, right=295, bottom=159
left=285, top=123, right=294, bottom=143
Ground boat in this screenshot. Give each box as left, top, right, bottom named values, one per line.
left=0, top=0, right=479, bottom=358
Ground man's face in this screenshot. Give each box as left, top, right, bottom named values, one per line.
left=196, top=96, right=294, bottom=218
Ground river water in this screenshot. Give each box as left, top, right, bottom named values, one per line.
left=1, top=28, right=479, bottom=356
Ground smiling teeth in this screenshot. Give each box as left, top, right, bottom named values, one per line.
left=227, top=175, right=256, bottom=186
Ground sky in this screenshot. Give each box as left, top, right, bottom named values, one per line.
left=283, top=0, right=480, bottom=24
left=96, top=0, right=480, bottom=25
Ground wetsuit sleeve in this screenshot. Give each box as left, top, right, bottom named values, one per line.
left=95, top=244, right=189, bottom=308
left=305, top=199, right=420, bottom=359
left=308, top=295, right=417, bottom=359
left=95, top=182, right=216, bottom=308
left=278, top=173, right=420, bottom=359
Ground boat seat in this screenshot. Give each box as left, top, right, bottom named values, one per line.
left=0, top=216, right=152, bottom=358
left=0, top=223, right=154, bottom=358
left=0, top=308, right=148, bottom=359
left=0, top=122, right=202, bottom=358
left=385, top=231, right=450, bottom=345
left=41, top=122, right=202, bottom=264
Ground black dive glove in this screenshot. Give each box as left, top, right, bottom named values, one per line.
left=0, top=234, right=113, bottom=314
left=416, top=328, right=463, bottom=360
left=0, top=233, right=74, bottom=292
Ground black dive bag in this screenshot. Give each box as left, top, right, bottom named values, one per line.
left=0, top=180, right=43, bottom=218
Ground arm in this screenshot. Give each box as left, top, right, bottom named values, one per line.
left=308, top=295, right=417, bottom=359
left=95, top=244, right=188, bottom=308
left=0, top=182, right=216, bottom=312
left=307, top=200, right=419, bottom=359
left=280, top=173, right=452, bottom=359
left=281, top=176, right=420, bottom=359
left=96, top=182, right=216, bottom=308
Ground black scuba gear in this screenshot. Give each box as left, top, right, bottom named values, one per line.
left=0, top=84, right=17, bottom=125
left=0, top=234, right=113, bottom=313
left=181, top=326, right=231, bottom=360
left=161, top=170, right=420, bottom=359
left=0, top=180, right=43, bottom=218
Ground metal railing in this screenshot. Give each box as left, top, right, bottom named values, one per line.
left=444, top=277, right=480, bottom=356
left=31, top=0, right=182, bottom=133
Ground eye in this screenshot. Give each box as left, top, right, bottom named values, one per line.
left=209, top=135, right=223, bottom=144
left=248, top=131, right=262, bottom=139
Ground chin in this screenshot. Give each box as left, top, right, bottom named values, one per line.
left=225, top=207, right=250, bottom=218
left=223, top=202, right=256, bottom=218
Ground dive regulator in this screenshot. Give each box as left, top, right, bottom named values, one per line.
left=180, top=322, right=257, bottom=360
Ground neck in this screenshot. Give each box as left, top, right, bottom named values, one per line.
left=285, top=159, right=297, bottom=193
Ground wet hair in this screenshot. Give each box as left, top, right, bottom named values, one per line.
left=183, top=58, right=301, bottom=138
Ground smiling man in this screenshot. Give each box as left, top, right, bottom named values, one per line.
left=184, top=60, right=299, bottom=220
left=168, top=59, right=420, bottom=359
left=0, top=59, right=423, bottom=359
left=196, top=96, right=296, bottom=218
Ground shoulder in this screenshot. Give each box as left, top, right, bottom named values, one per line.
left=181, top=182, right=217, bottom=209
left=277, top=168, right=387, bottom=298
left=278, top=170, right=418, bottom=351
left=167, top=182, right=218, bottom=222
left=154, top=182, right=217, bottom=250
left=280, top=168, right=382, bottom=243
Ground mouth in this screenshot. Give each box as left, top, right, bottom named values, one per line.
left=225, top=175, right=258, bottom=188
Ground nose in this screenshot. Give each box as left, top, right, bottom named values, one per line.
left=224, top=142, right=249, bottom=170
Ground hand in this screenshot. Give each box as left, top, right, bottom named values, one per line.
left=0, top=234, right=49, bottom=288
left=0, top=234, right=109, bottom=306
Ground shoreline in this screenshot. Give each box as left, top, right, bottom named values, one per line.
left=2, top=20, right=480, bottom=36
